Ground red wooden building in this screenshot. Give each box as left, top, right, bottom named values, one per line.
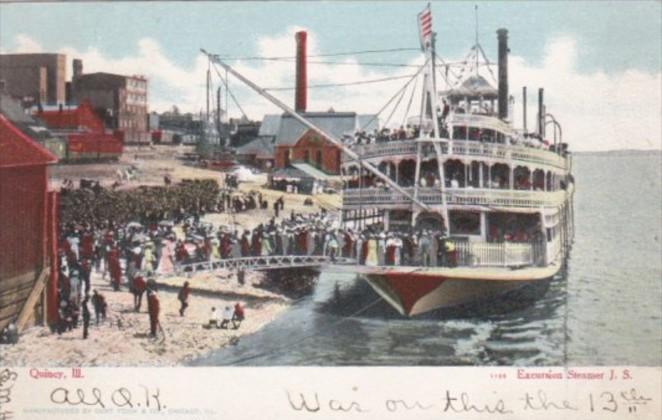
left=36, top=101, right=105, bottom=132
left=0, top=114, right=58, bottom=331
left=35, top=101, right=123, bottom=161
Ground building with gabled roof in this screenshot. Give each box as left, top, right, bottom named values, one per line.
left=272, top=111, right=377, bottom=176
left=236, top=136, right=275, bottom=170
left=0, top=113, right=59, bottom=332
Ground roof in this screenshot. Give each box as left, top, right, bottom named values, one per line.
left=443, top=75, right=498, bottom=98
left=236, top=136, right=275, bottom=159
left=0, top=92, right=56, bottom=141
left=258, top=114, right=282, bottom=137
left=275, top=111, right=361, bottom=146
left=270, top=166, right=314, bottom=180
left=34, top=101, right=105, bottom=132
left=291, top=162, right=333, bottom=180
left=0, top=113, right=57, bottom=168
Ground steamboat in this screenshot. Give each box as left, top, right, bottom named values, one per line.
left=206, top=6, right=575, bottom=316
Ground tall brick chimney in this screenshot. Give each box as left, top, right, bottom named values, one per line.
left=497, top=28, right=509, bottom=120
left=295, top=31, right=307, bottom=113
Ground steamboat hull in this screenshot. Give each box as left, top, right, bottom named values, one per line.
left=361, top=264, right=561, bottom=316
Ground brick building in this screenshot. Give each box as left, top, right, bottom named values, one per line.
left=34, top=100, right=124, bottom=160
left=36, top=100, right=105, bottom=132
left=0, top=53, right=66, bottom=105
left=73, top=69, right=148, bottom=144
left=273, top=111, right=376, bottom=175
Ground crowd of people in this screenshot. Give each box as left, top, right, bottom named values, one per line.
left=162, top=209, right=463, bottom=269
left=59, top=178, right=220, bottom=226
left=51, top=172, right=547, bottom=342
left=54, top=177, right=252, bottom=340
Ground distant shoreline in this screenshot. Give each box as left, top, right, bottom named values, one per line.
left=573, top=149, right=662, bottom=156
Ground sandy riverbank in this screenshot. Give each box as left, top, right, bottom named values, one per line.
left=0, top=268, right=291, bottom=366
left=1, top=146, right=341, bottom=366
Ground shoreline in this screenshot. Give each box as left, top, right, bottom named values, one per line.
left=0, top=269, right=292, bottom=367
left=1, top=147, right=339, bottom=367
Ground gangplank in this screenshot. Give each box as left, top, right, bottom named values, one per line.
left=170, top=255, right=357, bottom=276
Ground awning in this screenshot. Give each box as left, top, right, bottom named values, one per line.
left=291, top=162, right=333, bottom=181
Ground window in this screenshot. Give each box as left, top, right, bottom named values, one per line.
left=449, top=211, right=481, bottom=235
left=316, top=150, right=322, bottom=167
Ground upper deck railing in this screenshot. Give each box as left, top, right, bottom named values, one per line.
left=342, top=187, right=568, bottom=209
left=345, top=139, right=569, bottom=170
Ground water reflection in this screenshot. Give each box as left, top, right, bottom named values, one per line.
left=193, top=267, right=568, bottom=366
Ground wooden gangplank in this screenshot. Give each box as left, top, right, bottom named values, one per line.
left=171, top=255, right=356, bottom=275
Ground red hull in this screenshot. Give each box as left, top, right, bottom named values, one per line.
left=364, top=272, right=544, bottom=316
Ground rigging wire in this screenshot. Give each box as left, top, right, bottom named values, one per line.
left=358, top=58, right=428, bottom=132
left=474, top=43, right=498, bottom=84
left=383, top=78, right=409, bottom=128
left=304, top=60, right=421, bottom=68
left=210, top=61, right=248, bottom=119
left=216, top=47, right=420, bottom=61
left=435, top=56, right=461, bottom=86
left=263, top=73, right=418, bottom=91
left=217, top=56, right=422, bottom=68
left=401, top=75, right=419, bottom=126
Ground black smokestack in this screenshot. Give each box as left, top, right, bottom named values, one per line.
left=538, top=88, right=544, bottom=137
left=522, top=86, right=527, bottom=132
left=73, top=59, right=83, bottom=79
left=497, top=28, right=509, bottom=120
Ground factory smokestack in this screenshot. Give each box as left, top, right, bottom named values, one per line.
left=73, top=59, right=83, bottom=79
left=538, top=88, right=544, bottom=137
left=522, top=86, right=527, bottom=132
left=295, top=31, right=307, bottom=113
left=497, top=28, right=509, bottom=120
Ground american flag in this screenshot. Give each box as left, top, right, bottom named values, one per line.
left=418, top=5, right=433, bottom=50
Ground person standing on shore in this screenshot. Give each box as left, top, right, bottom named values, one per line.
left=147, top=289, right=160, bottom=337
left=132, top=274, right=147, bottom=312
left=178, top=281, right=190, bottom=316
left=232, top=302, right=245, bottom=329
left=108, top=244, right=122, bottom=291
left=81, top=297, right=90, bottom=339
left=273, top=200, right=280, bottom=218
left=220, top=306, right=232, bottom=329
left=91, top=290, right=107, bottom=325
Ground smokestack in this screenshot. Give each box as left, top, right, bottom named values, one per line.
left=497, top=28, right=509, bottom=120
left=538, top=88, right=544, bottom=137
left=522, top=86, right=527, bottom=132
left=73, top=59, right=83, bottom=79
left=295, top=31, right=307, bottom=113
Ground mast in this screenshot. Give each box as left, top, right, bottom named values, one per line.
left=419, top=7, right=449, bottom=228
left=202, top=49, right=431, bottom=212
left=474, top=5, right=479, bottom=74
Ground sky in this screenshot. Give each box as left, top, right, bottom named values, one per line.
left=0, top=1, right=660, bottom=151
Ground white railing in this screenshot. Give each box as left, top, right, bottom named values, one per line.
left=452, top=241, right=545, bottom=267
left=169, top=255, right=356, bottom=276
left=448, top=113, right=513, bottom=133
left=342, top=187, right=567, bottom=209
left=347, top=141, right=418, bottom=160
left=345, top=140, right=568, bottom=170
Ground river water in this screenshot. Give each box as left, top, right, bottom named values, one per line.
left=193, top=152, right=662, bottom=366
